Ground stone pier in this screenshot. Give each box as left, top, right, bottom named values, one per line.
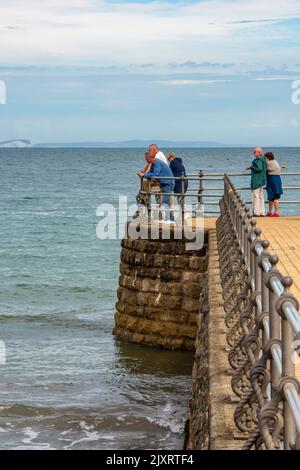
left=113, top=219, right=239, bottom=449
left=113, top=224, right=208, bottom=350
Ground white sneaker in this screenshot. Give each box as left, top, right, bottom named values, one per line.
left=162, top=220, right=175, bottom=224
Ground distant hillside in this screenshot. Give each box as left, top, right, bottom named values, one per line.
left=0, top=139, right=32, bottom=148
left=34, top=140, right=249, bottom=148
left=1, top=138, right=297, bottom=149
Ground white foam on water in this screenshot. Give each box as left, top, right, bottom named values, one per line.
left=100, top=434, right=115, bottom=440
left=9, top=427, right=57, bottom=450
left=22, top=427, right=39, bottom=444
left=79, top=420, right=95, bottom=431
left=12, top=443, right=56, bottom=450
left=63, top=421, right=102, bottom=449
left=64, top=430, right=101, bottom=449
left=0, top=406, right=10, bottom=412
left=146, top=415, right=183, bottom=434
left=163, top=403, right=172, bottom=413
left=60, top=428, right=73, bottom=436
left=0, top=426, right=9, bottom=433
left=146, top=402, right=184, bottom=435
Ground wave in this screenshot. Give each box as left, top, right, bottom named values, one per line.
left=0, top=401, right=184, bottom=430
left=0, top=253, right=46, bottom=260
left=0, top=308, right=114, bottom=331
left=68, top=286, right=96, bottom=293
left=0, top=304, right=112, bottom=318
left=15, top=283, right=95, bottom=292
left=10, top=197, right=37, bottom=203
left=11, top=283, right=108, bottom=297
left=0, top=404, right=54, bottom=418
left=0, top=403, right=185, bottom=449
left=145, top=403, right=185, bottom=435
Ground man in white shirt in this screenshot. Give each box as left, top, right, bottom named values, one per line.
left=148, top=144, right=168, bottom=165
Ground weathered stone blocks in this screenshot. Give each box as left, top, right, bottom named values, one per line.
left=113, top=229, right=208, bottom=350
left=185, top=228, right=241, bottom=450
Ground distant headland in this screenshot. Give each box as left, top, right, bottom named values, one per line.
left=0, top=139, right=32, bottom=148
left=0, top=139, right=250, bottom=149
left=0, top=139, right=297, bottom=149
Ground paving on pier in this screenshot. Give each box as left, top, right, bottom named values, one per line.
left=201, top=216, right=300, bottom=379
left=200, top=216, right=300, bottom=299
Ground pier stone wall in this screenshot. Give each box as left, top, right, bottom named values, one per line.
left=185, top=229, right=240, bottom=450
left=113, top=228, right=208, bottom=351
left=114, top=222, right=240, bottom=449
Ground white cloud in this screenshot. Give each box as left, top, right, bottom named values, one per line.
left=255, top=76, right=300, bottom=81
left=159, top=79, right=231, bottom=86
left=0, top=0, right=300, bottom=69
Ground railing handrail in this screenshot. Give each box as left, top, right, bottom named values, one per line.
left=186, top=172, right=300, bottom=177
left=138, top=171, right=300, bottom=216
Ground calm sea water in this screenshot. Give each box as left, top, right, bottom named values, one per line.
left=0, top=147, right=299, bottom=450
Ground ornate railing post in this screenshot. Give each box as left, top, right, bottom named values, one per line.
left=198, top=170, right=204, bottom=205
left=244, top=211, right=252, bottom=273
left=276, top=276, right=300, bottom=449
left=282, top=278, right=296, bottom=449
left=180, top=175, right=185, bottom=224
left=257, top=241, right=271, bottom=350
left=265, top=256, right=282, bottom=395
left=252, top=228, right=263, bottom=323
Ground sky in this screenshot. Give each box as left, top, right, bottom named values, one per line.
left=0, top=0, right=300, bottom=145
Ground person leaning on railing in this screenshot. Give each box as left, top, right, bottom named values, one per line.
left=138, top=153, right=175, bottom=223
left=137, top=152, right=161, bottom=206
left=148, top=143, right=168, bottom=165
left=167, top=152, right=188, bottom=207
left=245, top=147, right=267, bottom=217
left=265, top=151, right=283, bottom=217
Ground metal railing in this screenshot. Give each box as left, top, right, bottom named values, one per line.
left=137, top=171, right=300, bottom=218
left=137, top=173, right=222, bottom=220
left=217, top=175, right=300, bottom=450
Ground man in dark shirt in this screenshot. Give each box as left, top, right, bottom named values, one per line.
left=167, top=152, right=188, bottom=205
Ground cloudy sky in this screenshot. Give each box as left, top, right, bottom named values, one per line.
left=1, top=0, right=300, bottom=144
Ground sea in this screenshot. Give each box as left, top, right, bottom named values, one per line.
left=0, top=147, right=299, bottom=450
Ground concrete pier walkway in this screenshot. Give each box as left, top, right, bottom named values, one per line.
left=202, top=216, right=300, bottom=298
left=202, top=216, right=300, bottom=380
left=258, top=217, right=300, bottom=299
